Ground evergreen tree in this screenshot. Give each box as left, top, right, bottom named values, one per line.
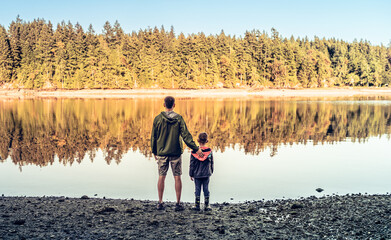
left=0, top=25, right=13, bottom=84
left=8, top=16, right=23, bottom=79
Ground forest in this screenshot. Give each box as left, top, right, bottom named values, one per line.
left=0, top=17, right=390, bottom=89
left=1, top=98, right=390, bottom=167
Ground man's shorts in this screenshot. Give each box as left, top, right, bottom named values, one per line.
left=156, top=155, right=182, bottom=176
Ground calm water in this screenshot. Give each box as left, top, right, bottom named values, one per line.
left=0, top=97, right=390, bottom=202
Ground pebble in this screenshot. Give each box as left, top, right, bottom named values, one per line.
left=216, top=226, right=225, bottom=234
left=13, top=219, right=26, bottom=225
left=95, top=207, right=116, bottom=214
left=316, top=188, right=324, bottom=193
left=291, top=203, right=304, bottom=209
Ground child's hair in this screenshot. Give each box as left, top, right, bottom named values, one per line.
left=164, top=96, right=175, bottom=109
left=198, top=132, right=208, bottom=144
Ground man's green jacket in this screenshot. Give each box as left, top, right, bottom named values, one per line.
left=151, top=111, right=199, bottom=156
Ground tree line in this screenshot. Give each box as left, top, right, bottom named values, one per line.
left=0, top=17, right=390, bottom=89
left=1, top=98, right=390, bottom=168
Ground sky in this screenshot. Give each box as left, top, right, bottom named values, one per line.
left=0, top=0, right=390, bottom=46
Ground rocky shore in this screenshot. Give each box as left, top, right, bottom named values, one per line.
left=1, top=194, right=390, bottom=239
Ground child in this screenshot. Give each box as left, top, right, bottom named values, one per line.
left=189, top=132, right=214, bottom=211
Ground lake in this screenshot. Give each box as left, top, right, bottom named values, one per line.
left=0, top=97, right=390, bottom=203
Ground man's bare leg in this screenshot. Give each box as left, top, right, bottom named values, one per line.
left=158, top=175, right=166, bottom=203
left=174, top=176, right=182, bottom=204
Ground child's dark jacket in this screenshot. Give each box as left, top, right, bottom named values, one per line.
left=189, top=147, right=214, bottom=178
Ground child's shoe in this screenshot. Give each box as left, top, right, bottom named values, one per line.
left=174, top=203, right=185, bottom=212
left=204, top=196, right=212, bottom=211
left=191, top=196, right=201, bottom=211
left=156, top=202, right=165, bottom=210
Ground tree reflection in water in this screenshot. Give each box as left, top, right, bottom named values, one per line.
left=0, top=97, right=390, bottom=168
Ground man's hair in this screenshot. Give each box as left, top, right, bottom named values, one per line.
left=198, top=132, right=208, bottom=144
left=164, top=96, right=175, bottom=109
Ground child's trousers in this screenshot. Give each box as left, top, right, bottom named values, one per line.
left=194, top=177, right=210, bottom=197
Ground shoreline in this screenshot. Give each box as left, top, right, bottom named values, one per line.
left=1, top=194, right=390, bottom=239
left=1, top=88, right=391, bottom=99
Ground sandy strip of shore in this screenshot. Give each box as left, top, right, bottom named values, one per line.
left=1, top=194, right=390, bottom=239
left=1, top=88, right=391, bottom=99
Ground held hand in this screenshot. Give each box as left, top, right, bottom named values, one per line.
left=196, top=149, right=204, bottom=158
left=190, top=177, right=194, bottom=181
left=153, top=154, right=157, bottom=161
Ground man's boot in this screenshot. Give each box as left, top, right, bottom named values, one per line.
left=191, top=196, right=200, bottom=211
left=204, top=196, right=212, bottom=211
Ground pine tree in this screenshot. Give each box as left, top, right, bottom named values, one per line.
left=34, top=20, right=55, bottom=88
left=0, top=25, right=13, bottom=84
left=8, top=16, right=23, bottom=79
left=103, top=21, right=114, bottom=48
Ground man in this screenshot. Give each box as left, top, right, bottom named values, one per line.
left=151, top=96, right=203, bottom=211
